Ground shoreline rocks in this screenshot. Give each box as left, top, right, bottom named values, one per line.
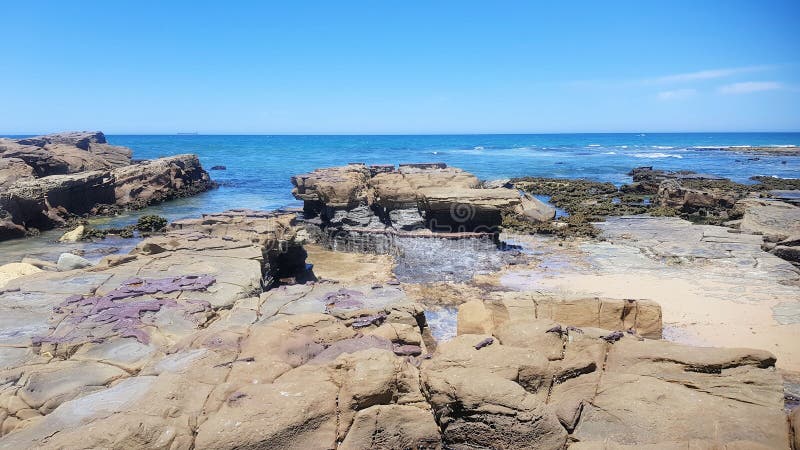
left=0, top=132, right=214, bottom=241
left=292, top=163, right=554, bottom=253
left=0, top=209, right=793, bottom=449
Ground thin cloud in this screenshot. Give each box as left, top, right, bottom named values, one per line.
left=563, top=65, right=777, bottom=89
left=718, top=81, right=783, bottom=94
left=646, top=65, right=772, bottom=85
left=657, top=88, right=696, bottom=101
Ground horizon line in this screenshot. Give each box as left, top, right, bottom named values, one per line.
left=3, top=130, right=800, bottom=137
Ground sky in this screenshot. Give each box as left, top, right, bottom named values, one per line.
left=1, top=1, right=799, bottom=134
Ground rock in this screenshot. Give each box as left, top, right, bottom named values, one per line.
left=20, top=257, right=58, bottom=271
left=0, top=154, right=212, bottom=241
left=1, top=132, right=130, bottom=178
left=210, top=165, right=227, bottom=170
left=792, top=408, right=800, bottom=450
left=515, top=192, right=556, bottom=222
left=194, top=366, right=340, bottom=449
left=16, top=131, right=107, bottom=150
left=423, top=368, right=568, bottom=449
left=483, top=178, right=512, bottom=189
left=340, top=405, right=441, bottom=449
left=493, top=318, right=564, bottom=361
left=657, top=179, right=737, bottom=212
left=56, top=253, right=92, bottom=271
left=456, top=299, right=495, bottom=335
left=292, top=163, right=559, bottom=252
left=0, top=262, right=42, bottom=288
left=571, top=338, right=787, bottom=447
left=0, top=157, right=35, bottom=189
left=739, top=198, right=800, bottom=242
left=58, top=225, right=85, bottom=242
left=772, top=245, right=800, bottom=263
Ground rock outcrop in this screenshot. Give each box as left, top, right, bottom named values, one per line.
left=0, top=210, right=792, bottom=449
left=292, top=163, right=554, bottom=252
left=0, top=131, right=131, bottom=179
left=0, top=132, right=213, bottom=240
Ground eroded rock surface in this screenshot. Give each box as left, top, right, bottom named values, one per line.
left=0, top=209, right=792, bottom=449
left=292, top=163, right=554, bottom=252
left=0, top=131, right=213, bottom=240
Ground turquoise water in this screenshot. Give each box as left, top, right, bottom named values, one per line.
left=105, top=133, right=799, bottom=223
left=5, top=133, right=800, bottom=225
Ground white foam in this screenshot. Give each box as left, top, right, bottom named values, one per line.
left=588, top=144, right=601, bottom=147
left=602, top=151, right=617, bottom=155
left=633, top=152, right=683, bottom=159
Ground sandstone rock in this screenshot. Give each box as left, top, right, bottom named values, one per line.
left=58, top=225, right=84, bottom=243
left=0, top=262, right=42, bottom=289
left=571, top=338, right=787, bottom=447
left=738, top=198, right=800, bottom=242
left=657, top=179, right=737, bottom=212
left=792, top=408, right=800, bottom=450
left=493, top=318, right=564, bottom=361
left=456, top=299, right=494, bottom=335
left=423, top=367, right=567, bottom=449
left=340, top=404, right=441, bottom=450
left=772, top=245, right=800, bottom=263
left=56, top=253, right=92, bottom=271
left=0, top=158, right=34, bottom=189
left=16, top=131, right=107, bottom=150
left=194, top=368, right=339, bottom=449
left=293, top=163, right=559, bottom=252
left=0, top=154, right=212, bottom=241
left=515, top=192, right=556, bottom=222
left=483, top=178, right=512, bottom=189
left=1, top=132, right=130, bottom=178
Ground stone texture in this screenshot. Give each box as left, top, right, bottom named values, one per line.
left=0, top=154, right=212, bottom=239
left=738, top=198, right=800, bottom=242
left=0, top=209, right=794, bottom=449
left=56, top=253, right=91, bottom=271
left=292, top=163, right=555, bottom=253
left=0, top=263, right=42, bottom=289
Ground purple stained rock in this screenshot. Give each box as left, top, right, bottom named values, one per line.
left=323, top=288, right=365, bottom=311
left=474, top=337, right=494, bottom=350
left=393, top=344, right=422, bottom=356
left=36, top=275, right=217, bottom=348
left=351, top=313, right=387, bottom=329
left=120, top=328, right=151, bottom=345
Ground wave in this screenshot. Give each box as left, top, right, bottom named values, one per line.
left=633, top=152, right=683, bottom=159
left=588, top=144, right=601, bottom=147
left=473, top=146, right=484, bottom=150
left=602, top=151, right=617, bottom=155
left=652, top=145, right=674, bottom=149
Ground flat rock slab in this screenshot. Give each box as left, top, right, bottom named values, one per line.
left=497, top=216, right=800, bottom=370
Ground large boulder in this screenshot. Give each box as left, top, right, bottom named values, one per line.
left=0, top=158, right=35, bottom=189
left=0, top=262, right=42, bottom=289
left=738, top=198, right=800, bottom=242
left=657, top=179, right=737, bottom=212
left=0, top=154, right=212, bottom=240
left=292, top=163, right=554, bottom=252
left=0, top=132, right=131, bottom=178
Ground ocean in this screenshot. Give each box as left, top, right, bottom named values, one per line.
left=5, top=132, right=800, bottom=226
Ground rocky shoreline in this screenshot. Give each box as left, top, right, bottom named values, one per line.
left=0, top=132, right=214, bottom=240
left=0, top=160, right=798, bottom=448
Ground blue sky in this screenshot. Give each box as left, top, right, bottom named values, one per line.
left=1, top=1, right=798, bottom=134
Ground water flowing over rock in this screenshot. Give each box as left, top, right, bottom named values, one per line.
left=292, top=163, right=555, bottom=253
left=0, top=209, right=793, bottom=449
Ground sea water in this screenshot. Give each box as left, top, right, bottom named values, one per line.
left=3, top=132, right=800, bottom=227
